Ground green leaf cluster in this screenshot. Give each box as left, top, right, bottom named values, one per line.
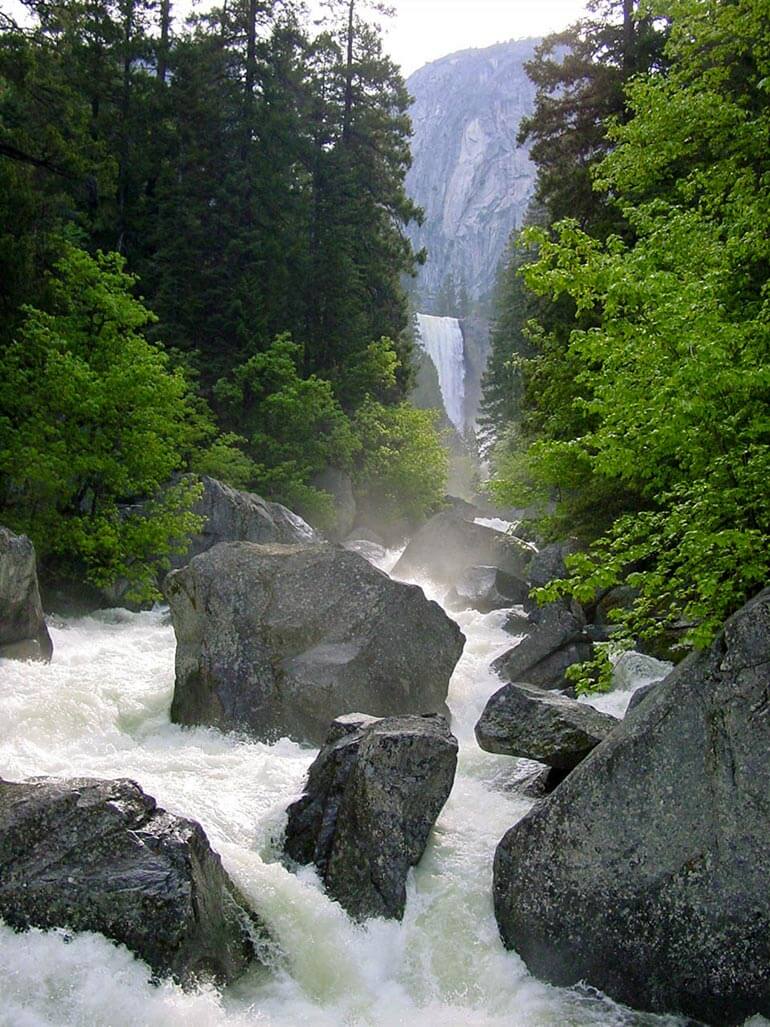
left=493, top=0, right=770, bottom=656
left=0, top=245, right=212, bottom=599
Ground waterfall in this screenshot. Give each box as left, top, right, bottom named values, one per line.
left=416, top=313, right=466, bottom=433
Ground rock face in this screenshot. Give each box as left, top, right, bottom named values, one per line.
left=446, top=565, right=530, bottom=613
left=493, top=600, right=592, bottom=690
left=284, top=713, right=458, bottom=920
left=494, top=587, right=770, bottom=1025
left=475, top=681, right=619, bottom=769
left=0, top=777, right=260, bottom=985
left=166, top=542, right=464, bottom=744
left=0, top=526, right=52, bottom=662
left=406, top=40, right=538, bottom=304
left=393, top=510, right=533, bottom=586
left=526, top=539, right=579, bottom=589
left=176, top=476, right=317, bottom=566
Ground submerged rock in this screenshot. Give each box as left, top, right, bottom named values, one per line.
left=493, top=600, right=592, bottom=690
left=493, top=587, right=770, bottom=1025
left=446, top=565, right=529, bottom=614
left=0, top=526, right=52, bottom=662
left=0, top=776, right=261, bottom=985
left=476, top=681, right=618, bottom=769
left=166, top=542, right=464, bottom=744
left=612, top=651, right=673, bottom=692
left=393, top=509, right=533, bottom=585
left=284, top=713, right=458, bottom=920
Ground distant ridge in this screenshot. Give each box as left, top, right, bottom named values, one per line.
left=406, top=38, right=539, bottom=305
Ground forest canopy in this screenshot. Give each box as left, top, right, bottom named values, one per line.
left=483, top=0, right=770, bottom=670
left=0, top=0, right=447, bottom=594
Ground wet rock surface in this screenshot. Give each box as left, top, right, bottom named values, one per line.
left=166, top=542, right=464, bottom=744
left=476, top=681, right=619, bottom=769
left=446, top=565, right=529, bottom=614
left=0, top=526, right=52, bottom=662
left=284, top=713, right=458, bottom=920
left=393, top=510, right=533, bottom=586
left=494, top=587, right=770, bottom=1025
left=0, top=776, right=261, bottom=985
left=493, top=600, right=592, bottom=690
left=177, top=476, right=317, bottom=565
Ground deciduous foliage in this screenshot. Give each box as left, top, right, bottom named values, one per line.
left=0, top=246, right=208, bottom=598
left=493, top=0, right=770, bottom=657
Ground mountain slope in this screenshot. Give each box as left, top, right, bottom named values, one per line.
left=406, top=39, right=539, bottom=305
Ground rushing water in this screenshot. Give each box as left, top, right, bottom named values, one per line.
left=416, top=314, right=466, bottom=434
left=0, top=554, right=689, bottom=1027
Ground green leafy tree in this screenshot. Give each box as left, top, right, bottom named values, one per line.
left=501, top=0, right=770, bottom=660
left=213, top=335, right=360, bottom=522
left=0, top=245, right=210, bottom=598
left=353, top=398, right=448, bottom=528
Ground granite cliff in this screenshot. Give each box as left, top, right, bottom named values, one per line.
left=406, top=39, right=539, bottom=305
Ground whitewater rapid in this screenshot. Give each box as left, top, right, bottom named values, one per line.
left=416, top=314, right=466, bottom=434
left=0, top=557, right=688, bottom=1027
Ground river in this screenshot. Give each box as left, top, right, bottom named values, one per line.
left=0, top=550, right=686, bottom=1027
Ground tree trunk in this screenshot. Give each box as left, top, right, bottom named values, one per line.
left=157, top=0, right=171, bottom=84
left=622, top=0, right=635, bottom=73
left=342, top=0, right=354, bottom=144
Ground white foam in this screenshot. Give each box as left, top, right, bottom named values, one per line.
left=0, top=592, right=685, bottom=1026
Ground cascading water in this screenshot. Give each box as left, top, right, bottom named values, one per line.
left=0, top=553, right=693, bottom=1027
left=416, top=314, right=466, bottom=434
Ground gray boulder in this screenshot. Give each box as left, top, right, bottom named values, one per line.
left=476, top=681, right=619, bottom=769
left=0, top=776, right=261, bottom=985
left=625, top=681, right=658, bottom=713
left=166, top=542, right=464, bottom=744
left=446, top=565, right=529, bottom=614
left=526, top=539, right=579, bottom=589
left=284, top=713, right=458, bottom=920
left=0, top=527, right=52, bottom=662
left=342, top=538, right=387, bottom=566
left=493, top=600, right=592, bottom=690
left=502, top=761, right=570, bottom=798
left=175, top=476, right=317, bottom=567
left=493, top=587, right=770, bottom=1025
left=393, top=509, right=533, bottom=585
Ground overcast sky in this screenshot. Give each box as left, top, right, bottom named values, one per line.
left=3, top=0, right=589, bottom=76
left=367, top=0, right=587, bottom=76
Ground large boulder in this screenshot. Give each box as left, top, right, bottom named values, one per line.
left=493, top=600, right=592, bottom=690
left=177, top=476, right=317, bottom=565
left=0, top=527, right=52, bottom=662
left=393, top=509, right=533, bottom=585
left=526, top=539, right=579, bottom=589
left=446, top=565, right=529, bottom=614
left=166, top=542, right=464, bottom=744
left=476, top=681, right=619, bottom=769
left=493, top=587, right=770, bottom=1025
left=0, top=776, right=261, bottom=985
left=284, top=713, right=458, bottom=920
